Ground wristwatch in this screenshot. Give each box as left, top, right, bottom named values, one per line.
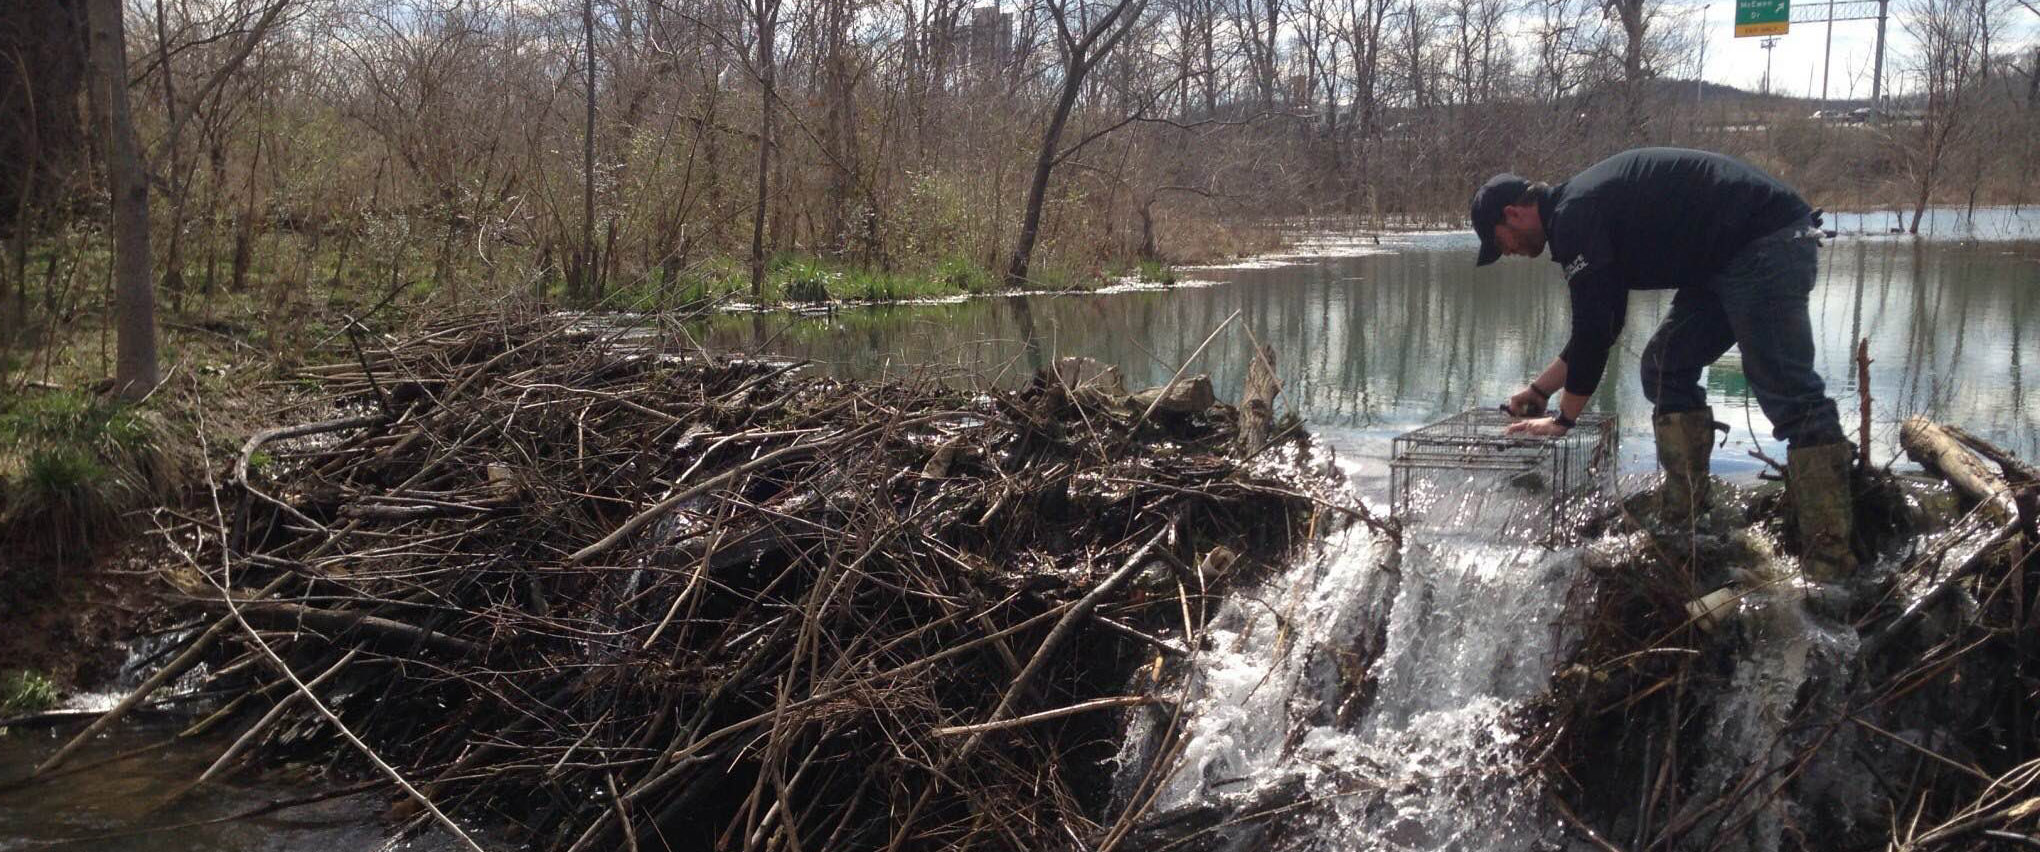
left=1552, top=413, right=1576, bottom=429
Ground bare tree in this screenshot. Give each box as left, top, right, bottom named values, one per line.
left=1899, top=0, right=1993, bottom=232
left=1005, top=0, right=1153, bottom=287
left=1604, top=0, right=1648, bottom=136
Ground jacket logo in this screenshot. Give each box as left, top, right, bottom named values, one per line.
left=1564, top=256, right=1589, bottom=279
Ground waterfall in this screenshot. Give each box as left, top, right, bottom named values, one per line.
left=1116, top=470, right=1592, bottom=851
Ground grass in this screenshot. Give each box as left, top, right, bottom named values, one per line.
left=619, top=252, right=1102, bottom=309
left=0, top=669, right=58, bottom=717
left=1134, top=259, right=1177, bottom=285
left=0, top=391, right=170, bottom=563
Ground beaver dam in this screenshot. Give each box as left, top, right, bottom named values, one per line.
left=5, top=311, right=2039, bottom=852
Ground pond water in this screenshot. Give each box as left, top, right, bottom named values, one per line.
left=0, top=720, right=465, bottom=852
left=694, top=212, right=2040, bottom=495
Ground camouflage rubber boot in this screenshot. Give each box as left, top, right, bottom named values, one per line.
left=1652, top=407, right=1716, bottom=529
left=1788, top=442, right=1858, bottom=581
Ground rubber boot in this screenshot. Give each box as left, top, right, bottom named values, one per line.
left=1788, top=442, right=1858, bottom=581
left=1652, top=408, right=1716, bottom=529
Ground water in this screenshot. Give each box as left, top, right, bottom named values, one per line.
left=1112, top=461, right=1590, bottom=851
left=693, top=211, right=2040, bottom=493
left=0, top=642, right=478, bottom=852
left=0, top=722, right=452, bottom=852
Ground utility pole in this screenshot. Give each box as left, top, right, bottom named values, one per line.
left=1820, top=0, right=1836, bottom=106
left=1869, top=0, right=1888, bottom=116
left=1761, top=36, right=1780, bottom=95
left=1698, top=5, right=1709, bottom=105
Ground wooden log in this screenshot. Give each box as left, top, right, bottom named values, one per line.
left=201, top=600, right=485, bottom=658
left=1900, top=416, right=2014, bottom=525
left=1238, top=344, right=1281, bottom=454
left=1855, top=339, right=1873, bottom=467
left=1131, top=374, right=1215, bottom=414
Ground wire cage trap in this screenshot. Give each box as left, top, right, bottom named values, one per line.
left=1390, top=409, right=1619, bottom=540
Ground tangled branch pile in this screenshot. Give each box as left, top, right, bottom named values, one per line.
left=99, top=312, right=1351, bottom=850
left=1540, top=419, right=2040, bottom=851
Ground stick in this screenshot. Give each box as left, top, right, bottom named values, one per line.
left=197, top=599, right=484, bottom=658
left=1855, top=338, right=1873, bottom=467
left=1129, top=310, right=1239, bottom=433
left=192, top=389, right=490, bottom=852
left=567, top=427, right=872, bottom=565
left=32, top=574, right=290, bottom=776
left=932, top=695, right=1159, bottom=736
left=196, top=648, right=361, bottom=784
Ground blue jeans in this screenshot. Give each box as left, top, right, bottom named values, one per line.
left=1639, top=218, right=1846, bottom=449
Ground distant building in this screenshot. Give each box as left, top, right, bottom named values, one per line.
left=961, top=4, right=1012, bottom=78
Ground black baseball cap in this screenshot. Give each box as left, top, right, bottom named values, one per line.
left=1470, top=173, right=1532, bottom=266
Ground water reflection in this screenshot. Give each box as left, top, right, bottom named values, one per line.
left=692, top=232, right=2040, bottom=488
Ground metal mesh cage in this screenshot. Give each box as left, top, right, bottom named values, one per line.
left=1390, top=409, right=1619, bottom=540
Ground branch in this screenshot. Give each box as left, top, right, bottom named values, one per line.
left=932, top=695, right=1159, bottom=736
left=172, top=0, right=293, bottom=136
left=1055, top=108, right=1292, bottom=166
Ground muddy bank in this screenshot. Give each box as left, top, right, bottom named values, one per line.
left=5, top=312, right=1363, bottom=850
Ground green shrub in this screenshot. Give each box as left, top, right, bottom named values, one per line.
left=1135, top=260, right=1176, bottom=285
left=936, top=256, right=996, bottom=293
left=0, top=670, right=58, bottom=717
left=775, top=258, right=835, bottom=303
left=0, top=392, right=168, bottom=560
left=846, top=268, right=901, bottom=301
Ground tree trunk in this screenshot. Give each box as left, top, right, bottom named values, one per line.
left=2028, top=46, right=2038, bottom=107
left=1005, top=76, right=1083, bottom=288
left=580, top=0, right=597, bottom=303
left=748, top=0, right=778, bottom=298
left=153, top=0, right=185, bottom=314
left=1238, top=344, right=1281, bottom=454
left=87, top=0, right=157, bottom=399
left=821, top=0, right=858, bottom=253
left=1613, top=0, right=1647, bottom=139
left=1138, top=197, right=1157, bottom=260
left=0, top=0, right=88, bottom=233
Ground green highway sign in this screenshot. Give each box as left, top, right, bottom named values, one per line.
left=1736, top=0, right=1789, bottom=36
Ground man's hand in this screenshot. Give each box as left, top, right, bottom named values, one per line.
left=1503, top=387, right=1548, bottom=417
left=1504, top=416, right=1571, bottom=437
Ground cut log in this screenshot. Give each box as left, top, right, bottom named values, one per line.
left=1900, top=416, right=2014, bottom=525
left=1052, top=356, right=1128, bottom=401
left=1131, top=374, right=1215, bottom=415
left=1238, top=344, right=1281, bottom=454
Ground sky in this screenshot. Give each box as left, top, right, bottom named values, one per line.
left=1688, top=0, right=2040, bottom=100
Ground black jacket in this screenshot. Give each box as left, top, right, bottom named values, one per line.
left=1537, top=148, right=1812, bottom=396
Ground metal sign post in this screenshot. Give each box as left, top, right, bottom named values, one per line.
left=1783, top=0, right=1888, bottom=115
left=1736, top=0, right=1790, bottom=36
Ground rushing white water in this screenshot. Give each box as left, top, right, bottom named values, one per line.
left=1118, top=471, right=1590, bottom=851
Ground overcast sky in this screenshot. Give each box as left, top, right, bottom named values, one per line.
left=1688, top=1, right=2039, bottom=100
